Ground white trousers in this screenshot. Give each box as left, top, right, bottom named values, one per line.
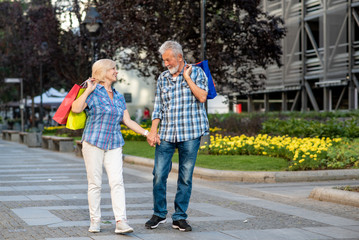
left=82, top=141, right=127, bottom=222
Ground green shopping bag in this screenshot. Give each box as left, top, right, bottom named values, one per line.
left=66, top=88, right=86, bottom=130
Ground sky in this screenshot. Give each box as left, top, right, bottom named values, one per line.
left=52, top=0, right=87, bottom=30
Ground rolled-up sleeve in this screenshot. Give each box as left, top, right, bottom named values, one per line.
left=194, top=66, right=208, bottom=92
left=151, top=76, right=163, bottom=120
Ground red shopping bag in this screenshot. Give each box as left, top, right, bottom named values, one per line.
left=52, top=84, right=81, bottom=124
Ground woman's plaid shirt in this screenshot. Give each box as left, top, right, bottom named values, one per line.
left=82, top=84, right=126, bottom=150
left=152, top=65, right=209, bottom=143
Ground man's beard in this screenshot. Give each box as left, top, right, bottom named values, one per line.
left=168, top=64, right=179, bottom=74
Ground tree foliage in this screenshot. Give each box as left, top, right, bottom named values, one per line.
left=52, top=0, right=93, bottom=85
left=97, top=0, right=286, bottom=95
left=0, top=1, right=58, bottom=101
left=0, top=1, right=28, bottom=102
left=0, top=0, right=286, bottom=105
left=0, top=0, right=92, bottom=105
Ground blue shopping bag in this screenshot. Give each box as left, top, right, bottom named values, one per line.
left=195, top=60, right=217, bottom=99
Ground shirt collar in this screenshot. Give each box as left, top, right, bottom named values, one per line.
left=98, top=84, right=116, bottom=93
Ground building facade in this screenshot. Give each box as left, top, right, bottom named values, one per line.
left=114, top=67, right=155, bottom=121
left=235, top=0, right=359, bottom=112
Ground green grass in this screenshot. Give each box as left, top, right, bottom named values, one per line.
left=122, top=141, right=288, bottom=171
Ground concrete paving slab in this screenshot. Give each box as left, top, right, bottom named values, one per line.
left=12, top=186, right=57, bottom=191
left=47, top=238, right=91, bottom=240
left=48, top=221, right=90, bottom=227
left=26, top=195, right=62, bottom=201
left=343, top=225, right=359, bottom=233
left=92, top=235, right=142, bottom=240
left=12, top=208, right=62, bottom=225
left=135, top=231, right=240, bottom=240
left=224, top=228, right=330, bottom=240
left=0, top=186, right=14, bottom=191
left=304, top=226, right=359, bottom=239
left=0, top=179, right=76, bottom=184
left=39, top=185, right=72, bottom=190
left=0, top=195, right=30, bottom=201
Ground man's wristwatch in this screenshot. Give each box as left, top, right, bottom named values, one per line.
left=144, top=130, right=149, bottom=136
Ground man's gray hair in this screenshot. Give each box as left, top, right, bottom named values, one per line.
left=158, top=40, right=183, bottom=57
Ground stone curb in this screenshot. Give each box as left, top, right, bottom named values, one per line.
left=123, top=155, right=359, bottom=183
left=309, top=187, right=359, bottom=207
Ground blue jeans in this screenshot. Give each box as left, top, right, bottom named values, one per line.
left=152, top=137, right=201, bottom=221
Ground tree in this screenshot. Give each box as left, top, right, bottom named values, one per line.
left=51, top=0, right=93, bottom=85
left=0, top=0, right=63, bottom=126
left=0, top=0, right=93, bottom=127
left=0, top=1, right=27, bottom=103
left=96, top=0, right=286, bottom=96
left=0, top=1, right=60, bottom=101
left=0, top=0, right=94, bottom=100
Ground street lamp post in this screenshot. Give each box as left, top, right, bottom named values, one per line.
left=4, top=78, right=23, bottom=131
left=83, top=6, right=103, bottom=65
left=38, top=41, right=48, bottom=129
left=200, top=0, right=206, bottom=61
left=200, top=0, right=210, bottom=146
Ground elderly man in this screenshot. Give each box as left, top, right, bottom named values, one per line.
left=145, top=40, right=209, bottom=232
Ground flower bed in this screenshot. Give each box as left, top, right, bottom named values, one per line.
left=199, top=134, right=346, bottom=171
left=44, top=125, right=359, bottom=171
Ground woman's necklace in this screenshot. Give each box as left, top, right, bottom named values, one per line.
left=105, top=88, right=113, bottom=93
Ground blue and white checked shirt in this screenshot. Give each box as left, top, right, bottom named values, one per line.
left=82, top=84, right=126, bottom=150
left=152, top=65, right=209, bottom=143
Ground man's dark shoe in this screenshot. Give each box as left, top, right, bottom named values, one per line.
left=145, top=215, right=166, bottom=229
left=172, top=219, right=192, bottom=232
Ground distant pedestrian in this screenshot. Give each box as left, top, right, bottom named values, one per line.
left=72, top=59, right=152, bottom=234
left=142, top=107, right=150, bottom=122
left=145, top=40, right=209, bottom=232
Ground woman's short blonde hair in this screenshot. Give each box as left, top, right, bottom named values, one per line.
left=91, top=59, right=116, bottom=83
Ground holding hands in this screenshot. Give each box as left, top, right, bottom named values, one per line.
left=146, top=131, right=160, bottom=147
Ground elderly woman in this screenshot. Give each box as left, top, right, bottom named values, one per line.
left=72, top=59, right=151, bottom=234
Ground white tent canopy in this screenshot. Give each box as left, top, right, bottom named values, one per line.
left=28, top=88, right=67, bottom=108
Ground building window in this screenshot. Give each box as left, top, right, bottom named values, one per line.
left=124, top=93, right=132, bottom=103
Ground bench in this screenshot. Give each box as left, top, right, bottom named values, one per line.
left=19, top=132, right=28, bottom=144
left=2, top=130, right=20, bottom=142
left=42, top=136, right=74, bottom=152
left=2, top=130, right=7, bottom=140
left=26, top=132, right=42, bottom=147
left=51, top=136, right=74, bottom=152
left=75, top=140, right=83, bottom=157
left=42, top=135, right=52, bottom=149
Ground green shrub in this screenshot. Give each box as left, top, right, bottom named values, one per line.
left=209, top=110, right=359, bottom=137
left=325, top=139, right=359, bottom=169
left=261, top=117, right=359, bottom=139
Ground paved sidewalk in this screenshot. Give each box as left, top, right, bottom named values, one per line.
left=1, top=139, right=359, bottom=240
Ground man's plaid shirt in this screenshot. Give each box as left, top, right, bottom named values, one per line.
left=152, top=65, right=209, bottom=143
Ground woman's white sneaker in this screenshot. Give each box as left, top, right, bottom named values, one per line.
left=88, top=220, right=101, bottom=233
left=115, top=220, right=134, bottom=234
